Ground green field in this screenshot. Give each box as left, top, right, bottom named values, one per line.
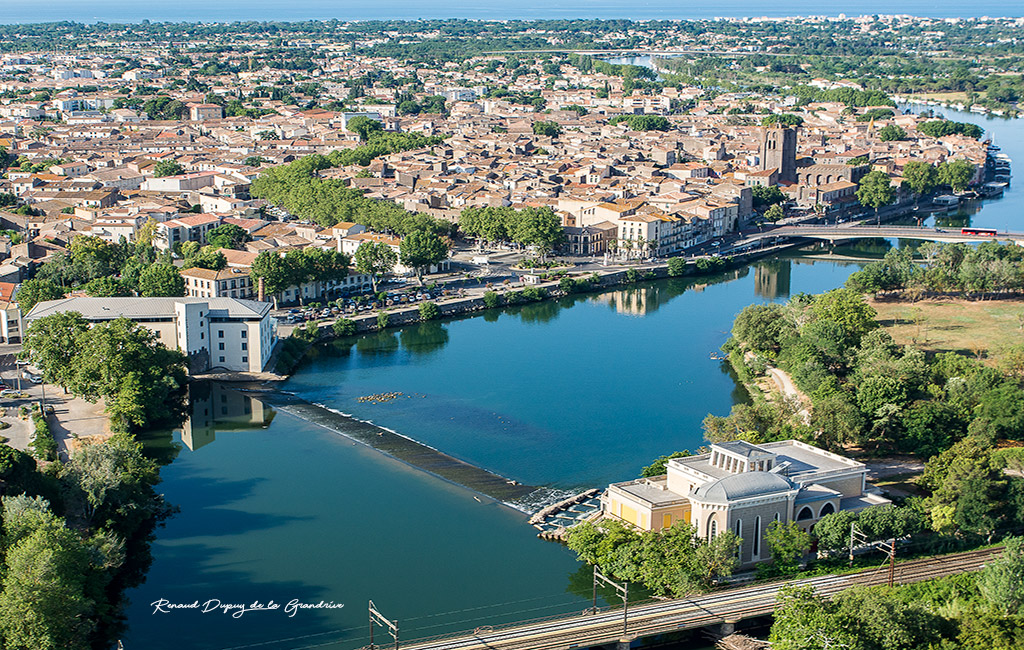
left=870, top=298, right=1024, bottom=362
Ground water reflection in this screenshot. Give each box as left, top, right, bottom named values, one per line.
left=754, top=260, right=791, bottom=300
left=177, top=382, right=276, bottom=451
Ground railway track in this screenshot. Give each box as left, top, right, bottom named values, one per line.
left=399, top=547, right=999, bottom=650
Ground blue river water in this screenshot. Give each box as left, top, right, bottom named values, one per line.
left=121, top=111, right=1021, bottom=649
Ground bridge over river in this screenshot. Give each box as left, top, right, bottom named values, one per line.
left=738, top=224, right=1024, bottom=247
left=394, top=547, right=997, bottom=650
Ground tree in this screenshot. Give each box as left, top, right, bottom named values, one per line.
left=354, top=241, right=397, bottom=292
left=812, top=510, right=859, bottom=553
left=138, top=263, right=185, bottom=297
left=332, top=318, right=357, bottom=336
left=939, top=158, right=975, bottom=193
left=751, top=184, right=786, bottom=208
left=733, top=303, right=793, bottom=355
left=856, top=170, right=896, bottom=223
left=153, top=159, right=184, bottom=178
left=16, top=278, right=65, bottom=312
left=764, top=203, right=785, bottom=222
left=978, top=535, right=1024, bottom=615
left=346, top=115, right=382, bottom=142
left=667, top=257, right=688, bottom=276
left=641, top=451, right=691, bottom=477
left=250, top=251, right=289, bottom=307
left=182, top=246, right=226, bottom=271
left=61, top=432, right=160, bottom=525
left=532, top=120, right=561, bottom=137
left=902, top=161, right=938, bottom=206
left=770, top=586, right=861, bottom=650
left=418, top=301, right=439, bottom=321
left=400, top=229, right=448, bottom=285
left=878, top=124, right=907, bottom=141
left=0, top=497, right=95, bottom=650
left=763, top=520, right=811, bottom=575
left=761, top=113, right=803, bottom=127
left=67, top=319, right=187, bottom=432
left=809, top=287, right=878, bottom=345
left=136, top=217, right=158, bottom=247
left=205, top=223, right=249, bottom=249
left=514, top=207, right=565, bottom=261
left=21, top=312, right=89, bottom=392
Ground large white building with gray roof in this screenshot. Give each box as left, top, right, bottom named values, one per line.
left=602, top=439, right=890, bottom=566
left=26, top=297, right=277, bottom=374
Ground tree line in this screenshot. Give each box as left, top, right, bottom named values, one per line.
left=718, top=285, right=1024, bottom=459
left=457, top=206, right=565, bottom=260
left=847, top=241, right=1024, bottom=295
left=249, top=133, right=453, bottom=236
left=0, top=429, right=172, bottom=649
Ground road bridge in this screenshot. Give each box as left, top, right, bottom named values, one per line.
left=737, top=225, right=1024, bottom=247
left=396, top=547, right=997, bottom=650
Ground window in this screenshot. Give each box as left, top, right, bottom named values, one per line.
left=819, top=503, right=835, bottom=518
left=797, top=507, right=814, bottom=521
left=240, top=331, right=246, bottom=339
left=241, top=356, right=247, bottom=363
left=219, top=356, right=225, bottom=363
left=241, top=343, right=247, bottom=351
left=218, top=330, right=224, bottom=338
left=200, top=332, right=204, bottom=339
left=753, top=517, right=761, bottom=557
left=708, top=515, right=717, bottom=541
left=218, top=343, right=224, bottom=350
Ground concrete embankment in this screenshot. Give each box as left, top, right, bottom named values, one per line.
left=250, top=389, right=543, bottom=505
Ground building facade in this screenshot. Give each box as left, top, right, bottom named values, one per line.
left=602, top=440, right=890, bottom=567
left=25, top=297, right=276, bottom=373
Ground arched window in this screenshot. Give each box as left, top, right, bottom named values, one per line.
left=774, top=512, right=781, bottom=523
left=797, top=506, right=814, bottom=521
left=734, top=519, right=743, bottom=558
left=753, top=516, right=761, bottom=557
left=819, top=503, right=836, bottom=518
left=708, top=515, right=717, bottom=541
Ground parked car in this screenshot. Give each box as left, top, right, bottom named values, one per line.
left=0, top=389, right=21, bottom=398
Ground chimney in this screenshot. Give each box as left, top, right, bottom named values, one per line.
left=258, top=276, right=265, bottom=303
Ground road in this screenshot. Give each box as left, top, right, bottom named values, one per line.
left=398, top=547, right=997, bottom=650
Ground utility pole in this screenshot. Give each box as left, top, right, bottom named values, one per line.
left=368, top=600, right=398, bottom=650
left=849, top=521, right=868, bottom=567
left=878, top=538, right=897, bottom=587
left=593, top=566, right=629, bottom=635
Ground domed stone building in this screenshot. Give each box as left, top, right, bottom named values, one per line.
left=601, top=440, right=890, bottom=566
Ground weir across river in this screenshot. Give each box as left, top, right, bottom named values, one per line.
left=250, top=389, right=554, bottom=506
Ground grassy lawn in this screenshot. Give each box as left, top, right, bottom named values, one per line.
left=904, top=91, right=972, bottom=104
left=869, top=298, right=1024, bottom=362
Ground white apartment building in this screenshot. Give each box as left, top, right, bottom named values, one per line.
left=25, top=297, right=276, bottom=373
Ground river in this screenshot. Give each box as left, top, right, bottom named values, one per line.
left=121, top=110, right=1021, bottom=649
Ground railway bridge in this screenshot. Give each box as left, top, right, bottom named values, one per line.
left=392, top=547, right=997, bottom=650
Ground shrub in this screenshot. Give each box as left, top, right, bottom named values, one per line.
left=332, top=318, right=357, bottom=336
left=667, top=257, right=688, bottom=276
left=30, top=411, right=56, bottom=461
left=483, top=290, right=502, bottom=308
left=376, top=310, right=390, bottom=330
left=505, top=291, right=523, bottom=305
left=558, top=277, right=577, bottom=294
left=418, top=301, right=439, bottom=321
left=521, top=286, right=547, bottom=301
left=625, top=268, right=640, bottom=283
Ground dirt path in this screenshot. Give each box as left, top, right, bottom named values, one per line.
left=46, top=393, right=109, bottom=461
